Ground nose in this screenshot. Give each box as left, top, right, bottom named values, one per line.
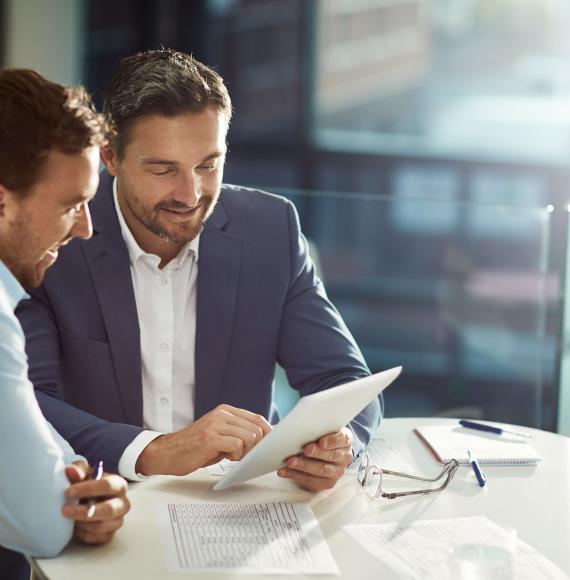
left=70, top=203, right=93, bottom=240
left=173, top=172, right=201, bottom=207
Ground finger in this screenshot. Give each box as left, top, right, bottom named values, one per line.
left=222, top=416, right=267, bottom=444
left=284, top=455, right=345, bottom=480
left=75, top=528, right=116, bottom=545
left=277, top=467, right=336, bottom=492
left=214, top=435, right=247, bottom=461
left=63, top=496, right=130, bottom=522
left=218, top=423, right=265, bottom=454
left=65, top=473, right=127, bottom=500
left=318, top=428, right=353, bottom=450
left=75, top=516, right=124, bottom=537
left=216, top=405, right=272, bottom=435
left=303, top=444, right=353, bottom=466
left=65, top=462, right=89, bottom=484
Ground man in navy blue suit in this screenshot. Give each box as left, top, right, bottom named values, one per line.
left=18, top=49, right=381, bottom=492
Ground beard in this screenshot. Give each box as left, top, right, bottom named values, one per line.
left=1, top=255, right=44, bottom=288
left=119, top=178, right=219, bottom=244
left=0, top=210, right=49, bottom=288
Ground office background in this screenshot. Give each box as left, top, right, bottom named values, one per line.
left=2, top=0, right=570, bottom=435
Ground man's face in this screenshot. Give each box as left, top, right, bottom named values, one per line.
left=103, top=108, right=227, bottom=249
left=0, top=148, right=99, bottom=287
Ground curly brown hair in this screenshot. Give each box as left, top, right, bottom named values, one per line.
left=0, top=69, right=107, bottom=195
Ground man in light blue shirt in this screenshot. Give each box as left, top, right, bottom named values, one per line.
left=0, top=69, right=131, bottom=579
left=0, top=260, right=81, bottom=555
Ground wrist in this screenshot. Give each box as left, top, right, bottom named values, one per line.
left=135, top=434, right=169, bottom=475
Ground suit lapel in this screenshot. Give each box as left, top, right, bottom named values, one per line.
left=83, top=174, right=143, bottom=425
left=195, top=200, right=242, bottom=417
left=85, top=175, right=241, bottom=424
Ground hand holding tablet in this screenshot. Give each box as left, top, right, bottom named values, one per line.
left=213, top=366, right=402, bottom=491
left=277, top=426, right=355, bottom=492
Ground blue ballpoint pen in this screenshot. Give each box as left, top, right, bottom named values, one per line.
left=86, top=460, right=104, bottom=519
left=467, top=449, right=487, bottom=488
left=459, top=419, right=532, bottom=439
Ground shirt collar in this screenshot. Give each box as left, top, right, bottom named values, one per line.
left=112, top=178, right=200, bottom=269
left=0, top=259, right=29, bottom=310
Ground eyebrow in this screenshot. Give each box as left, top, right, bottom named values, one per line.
left=141, top=151, right=226, bottom=166
left=62, top=192, right=93, bottom=206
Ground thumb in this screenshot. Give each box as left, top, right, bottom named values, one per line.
left=65, top=461, right=89, bottom=484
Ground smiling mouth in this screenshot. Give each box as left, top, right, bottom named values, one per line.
left=159, top=205, right=201, bottom=217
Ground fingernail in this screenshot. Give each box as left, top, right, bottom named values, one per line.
left=66, top=489, right=77, bottom=499
left=63, top=506, right=73, bottom=517
left=277, top=469, right=286, bottom=477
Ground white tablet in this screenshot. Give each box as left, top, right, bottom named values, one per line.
left=213, top=366, right=402, bottom=491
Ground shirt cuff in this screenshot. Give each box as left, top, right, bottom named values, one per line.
left=347, top=425, right=365, bottom=466
left=118, top=430, right=163, bottom=481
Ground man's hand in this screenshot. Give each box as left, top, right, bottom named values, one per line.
left=63, top=462, right=130, bottom=545
left=135, top=404, right=272, bottom=476
left=277, top=427, right=353, bottom=492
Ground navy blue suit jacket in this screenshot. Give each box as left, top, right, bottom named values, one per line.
left=17, top=172, right=381, bottom=473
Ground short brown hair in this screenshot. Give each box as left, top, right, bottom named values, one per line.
left=0, top=69, right=106, bottom=195
left=103, top=48, right=232, bottom=157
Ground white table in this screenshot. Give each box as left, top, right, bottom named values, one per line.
left=34, top=418, right=570, bottom=579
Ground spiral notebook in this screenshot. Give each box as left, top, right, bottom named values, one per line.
left=414, top=424, right=542, bottom=466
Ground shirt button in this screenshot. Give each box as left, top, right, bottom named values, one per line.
left=159, top=277, right=168, bottom=286
left=160, top=343, right=169, bottom=352
left=160, top=397, right=169, bottom=407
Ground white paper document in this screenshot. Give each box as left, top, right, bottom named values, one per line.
left=155, top=502, right=339, bottom=575
left=343, top=517, right=568, bottom=580
left=347, top=438, right=413, bottom=473
left=207, top=438, right=412, bottom=476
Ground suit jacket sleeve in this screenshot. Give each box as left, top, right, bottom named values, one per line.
left=16, top=287, right=144, bottom=473
left=277, top=200, right=383, bottom=456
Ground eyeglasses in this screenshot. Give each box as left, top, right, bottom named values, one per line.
left=357, top=451, right=458, bottom=500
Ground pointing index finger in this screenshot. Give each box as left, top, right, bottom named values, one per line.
left=219, top=405, right=272, bottom=435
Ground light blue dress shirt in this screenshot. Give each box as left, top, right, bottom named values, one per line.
left=0, top=259, right=78, bottom=557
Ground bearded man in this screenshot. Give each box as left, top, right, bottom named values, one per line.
left=17, top=49, right=382, bottom=493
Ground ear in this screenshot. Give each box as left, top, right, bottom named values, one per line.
left=0, top=183, right=10, bottom=219
left=100, top=146, right=119, bottom=177
left=0, top=183, right=20, bottom=227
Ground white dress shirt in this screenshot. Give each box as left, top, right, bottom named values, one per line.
left=114, top=180, right=200, bottom=480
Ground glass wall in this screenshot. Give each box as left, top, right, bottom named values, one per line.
left=274, top=189, right=558, bottom=429
left=314, top=0, right=570, bottom=166
left=8, top=0, right=565, bottom=431
left=205, top=0, right=570, bottom=430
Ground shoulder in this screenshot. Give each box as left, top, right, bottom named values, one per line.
left=218, top=183, right=293, bottom=214
left=215, top=184, right=298, bottom=234
left=0, top=297, right=26, bottom=372
left=207, top=185, right=302, bottom=263
left=0, top=288, right=23, bottom=338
